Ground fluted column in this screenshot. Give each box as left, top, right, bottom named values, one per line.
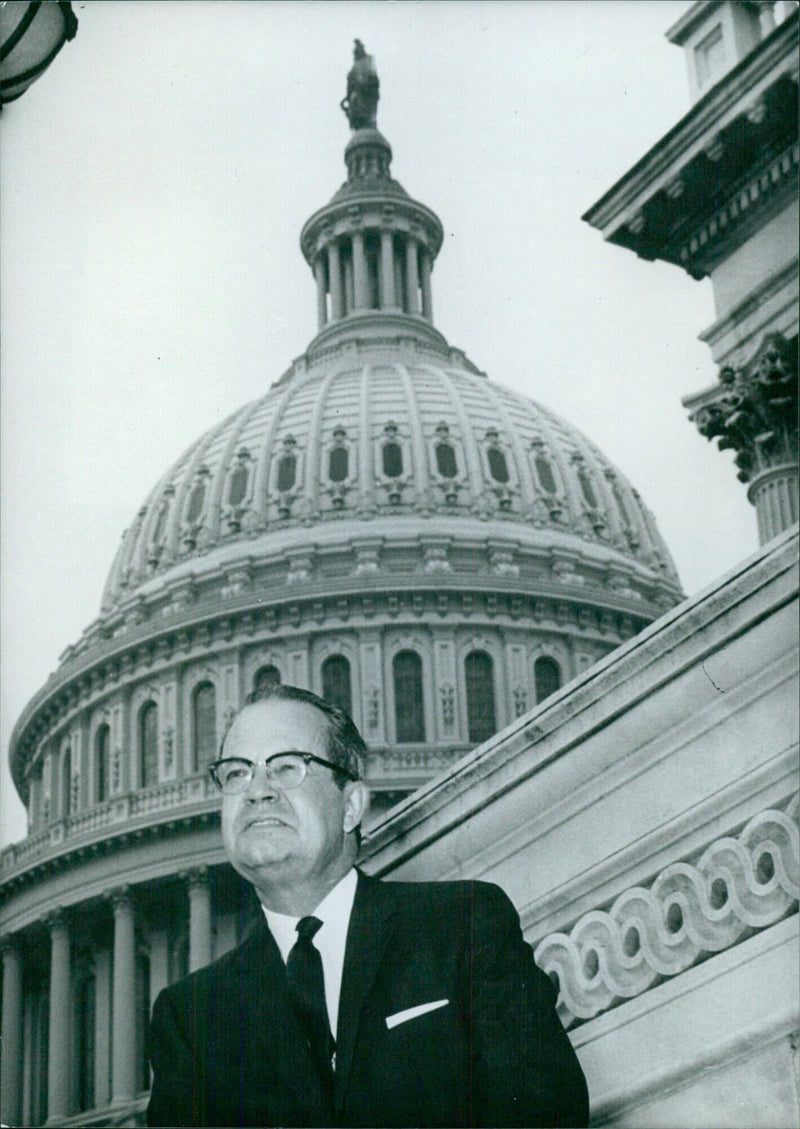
left=111, top=889, right=137, bottom=1105
left=314, top=253, right=328, bottom=330
left=419, top=248, right=433, bottom=321
left=380, top=229, right=397, bottom=309
left=1, top=937, right=23, bottom=1126
left=749, top=467, right=799, bottom=543
left=352, top=230, right=368, bottom=310
left=328, top=240, right=343, bottom=320
left=405, top=236, right=420, bottom=314
left=188, top=868, right=212, bottom=971
left=47, top=912, right=71, bottom=1123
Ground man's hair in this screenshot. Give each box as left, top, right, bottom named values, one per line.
left=223, top=682, right=367, bottom=786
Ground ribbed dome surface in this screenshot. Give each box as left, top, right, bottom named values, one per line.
left=102, top=344, right=679, bottom=612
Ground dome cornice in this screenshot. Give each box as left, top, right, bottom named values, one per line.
left=304, top=309, right=450, bottom=356
left=300, top=194, right=444, bottom=265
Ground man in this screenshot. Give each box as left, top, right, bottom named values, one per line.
left=147, top=685, right=589, bottom=1127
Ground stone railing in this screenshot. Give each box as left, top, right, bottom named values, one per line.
left=0, top=774, right=219, bottom=883
left=535, top=795, right=799, bottom=1029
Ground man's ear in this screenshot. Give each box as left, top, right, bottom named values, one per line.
left=343, top=779, right=370, bottom=834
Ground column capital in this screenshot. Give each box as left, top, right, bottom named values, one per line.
left=106, top=884, right=133, bottom=911
left=687, top=332, right=798, bottom=484
left=185, top=865, right=209, bottom=889
left=42, top=907, right=68, bottom=931
left=0, top=933, right=20, bottom=955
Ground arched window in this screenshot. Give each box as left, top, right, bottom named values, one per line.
left=487, top=446, right=510, bottom=484
left=139, top=701, right=159, bottom=788
left=328, top=446, right=349, bottom=483
left=192, top=682, right=217, bottom=772
left=465, top=650, right=497, bottom=744
left=535, top=657, right=562, bottom=704
left=253, top=665, right=281, bottom=694
left=578, top=468, right=598, bottom=509
left=382, top=442, right=403, bottom=478
left=61, top=743, right=72, bottom=818
left=535, top=455, right=558, bottom=495
left=322, top=655, right=352, bottom=716
left=76, top=972, right=96, bottom=1112
left=435, top=442, right=458, bottom=479
left=393, top=651, right=425, bottom=742
left=95, top=724, right=110, bottom=803
left=228, top=461, right=249, bottom=507
left=186, top=478, right=207, bottom=524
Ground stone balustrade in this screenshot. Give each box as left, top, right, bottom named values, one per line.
left=0, top=773, right=219, bottom=883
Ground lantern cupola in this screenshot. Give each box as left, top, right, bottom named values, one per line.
left=300, top=40, right=445, bottom=356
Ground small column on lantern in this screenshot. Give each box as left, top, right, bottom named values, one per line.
left=405, top=236, right=420, bottom=315
left=420, top=248, right=434, bottom=321
left=314, top=253, right=328, bottom=329
left=380, top=228, right=397, bottom=309
left=328, top=241, right=344, bottom=319
left=352, top=229, right=369, bottom=310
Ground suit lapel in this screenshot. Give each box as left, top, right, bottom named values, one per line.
left=334, top=872, right=398, bottom=1111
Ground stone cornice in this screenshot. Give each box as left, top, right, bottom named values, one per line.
left=582, top=13, right=798, bottom=275
left=304, top=309, right=449, bottom=357
left=300, top=193, right=443, bottom=265
left=535, top=794, right=798, bottom=1029
left=697, top=256, right=799, bottom=354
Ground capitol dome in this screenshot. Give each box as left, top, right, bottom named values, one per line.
left=9, top=45, right=682, bottom=818
left=102, top=349, right=678, bottom=614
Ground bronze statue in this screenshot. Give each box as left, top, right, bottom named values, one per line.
left=341, top=39, right=379, bottom=130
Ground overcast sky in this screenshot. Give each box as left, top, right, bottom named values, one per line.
left=1, top=1, right=759, bottom=847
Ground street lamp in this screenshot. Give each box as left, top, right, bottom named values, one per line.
left=0, top=0, right=77, bottom=105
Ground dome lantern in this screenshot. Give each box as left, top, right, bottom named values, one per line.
left=300, top=41, right=445, bottom=356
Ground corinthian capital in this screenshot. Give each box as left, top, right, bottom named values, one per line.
left=687, top=333, right=798, bottom=484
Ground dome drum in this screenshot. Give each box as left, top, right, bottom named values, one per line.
left=8, top=569, right=658, bottom=812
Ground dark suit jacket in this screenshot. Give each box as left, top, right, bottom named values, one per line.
left=147, top=872, right=588, bottom=1127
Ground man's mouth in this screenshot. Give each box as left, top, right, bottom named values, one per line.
left=243, top=814, right=290, bottom=830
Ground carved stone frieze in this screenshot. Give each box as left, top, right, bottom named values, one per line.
left=535, top=796, right=799, bottom=1030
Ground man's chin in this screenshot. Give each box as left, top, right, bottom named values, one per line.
left=234, top=827, right=294, bottom=870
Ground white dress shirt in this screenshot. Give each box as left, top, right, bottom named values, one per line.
left=262, top=868, right=357, bottom=1040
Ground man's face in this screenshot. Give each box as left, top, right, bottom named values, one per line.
left=220, top=698, right=365, bottom=897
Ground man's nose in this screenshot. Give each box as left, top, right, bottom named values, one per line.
left=244, top=762, right=279, bottom=800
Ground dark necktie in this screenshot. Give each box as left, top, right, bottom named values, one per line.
left=285, top=915, right=335, bottom=1086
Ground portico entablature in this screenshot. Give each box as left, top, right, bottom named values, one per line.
left=582, top=12, right=798, bottom=278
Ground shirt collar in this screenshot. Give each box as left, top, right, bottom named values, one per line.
left=262, top=868, right=358, bottom=962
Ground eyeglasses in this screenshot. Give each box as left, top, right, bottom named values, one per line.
left=209, top=752, right=353, bottom=794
